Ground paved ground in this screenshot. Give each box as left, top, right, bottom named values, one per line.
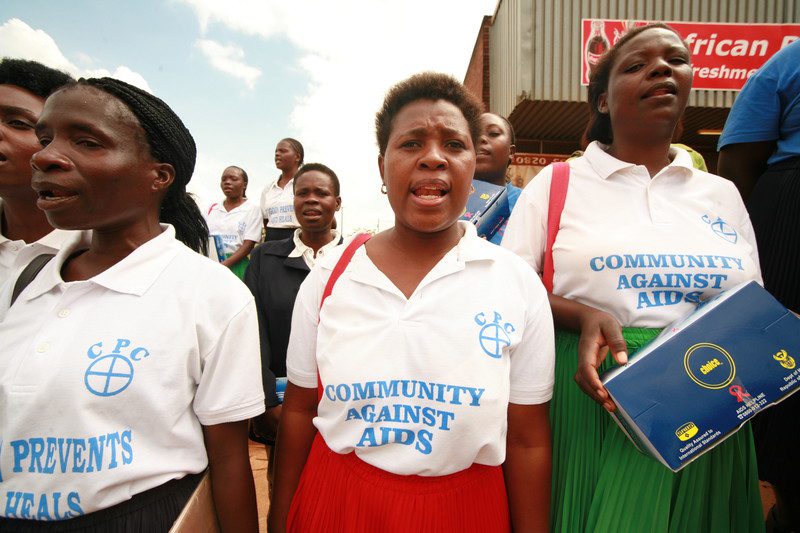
left=249, top=440, right=269, bottom=533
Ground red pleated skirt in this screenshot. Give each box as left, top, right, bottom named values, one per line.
left=287, top=433, right=510, bottom=532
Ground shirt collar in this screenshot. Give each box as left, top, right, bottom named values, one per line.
left=288, top=228, right=342, bottom=268
left=209, top=199, right=253, bottom=214
left=584, top=141, right=694, bottom=180
left=21, top=224, right=181, bottom=302
left=334, top=221, right=497, bottom=294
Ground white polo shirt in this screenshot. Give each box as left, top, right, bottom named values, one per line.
left=259, top=178, right=298, bottom=228
left=502, top=142, right=762, bottom=328
left=0, top=200, right=75, bottom=289
left=0, top=225, right=264, bottom=521
left=204, top=199, right=262, bottom=259
left=287, top=222, right=554, bottom=476
left=288, top=228, right=342, bottom=268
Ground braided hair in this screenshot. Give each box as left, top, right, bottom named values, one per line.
left=279, top=137, right=304, bottom=166
left=79, top=77, right=209, bottom=255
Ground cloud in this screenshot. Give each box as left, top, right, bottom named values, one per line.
left=178, top=0, right=496, bottom=233
left=195, top=38, right=262, bottom=89
left=0, top=18, right=152, bottom=92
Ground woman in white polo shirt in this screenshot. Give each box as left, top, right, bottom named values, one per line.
left=0, top=78, right=263, bottom=531
left=260, top=138, right=303, bottom=241
left=205, top=165, right=262, bottom=279
left=503, top=24, right=763, bottom=532
left=269, top=73, right=555, bottom=532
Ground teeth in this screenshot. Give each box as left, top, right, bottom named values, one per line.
left=414, top=187, right=444, bottom=197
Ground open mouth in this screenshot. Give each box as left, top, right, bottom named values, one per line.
left=36, top=187, right=79, bottom=208
left=412, top=181, right=449, bottom=201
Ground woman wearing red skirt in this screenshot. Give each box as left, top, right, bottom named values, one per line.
left=268, top=73, right=555, bottom=532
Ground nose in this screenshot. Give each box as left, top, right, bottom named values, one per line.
left=30, top=143, right=72, bottom=173
left=418, top=144, right=447, bottom=170
left=649, top=58, right=673, bottom=78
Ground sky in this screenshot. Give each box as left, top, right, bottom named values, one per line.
left=0, top=0, right=498, bottom=234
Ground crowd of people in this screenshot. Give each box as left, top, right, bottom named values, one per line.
left=0, top=21, right=797, bottom=533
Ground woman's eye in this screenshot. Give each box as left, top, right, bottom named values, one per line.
left=401, top=140, right=421, bottom=148
left=670, top=57, right=688, bottom=65
left=76, top=139, right=101, bottom=148
left=624, top=63, right=643, bottom=73
left=8, top=119, right=33, bottom=129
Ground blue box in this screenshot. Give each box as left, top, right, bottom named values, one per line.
left=460, top=180, right=508, bottom=240
left=602, top=281, right=800, bottom=471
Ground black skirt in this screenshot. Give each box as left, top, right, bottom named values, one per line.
left=0, top=472, right=202, bottom=532
left=746, top=155, right=800, bottom=487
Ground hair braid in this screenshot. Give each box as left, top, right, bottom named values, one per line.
left=80, top=78, right=209, bottom=255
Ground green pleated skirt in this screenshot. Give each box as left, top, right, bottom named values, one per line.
left=550, top=329, right=764, bottom=533
left=227, top=255, right=250, bottom=280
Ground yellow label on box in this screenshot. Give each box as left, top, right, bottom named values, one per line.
left=675, top=422, right=699, bottom=441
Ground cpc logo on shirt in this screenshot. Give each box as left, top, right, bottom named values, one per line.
left=474, top=311, right=516, bottom=359
left=701, top=215, right=738, bottom=244
left=84, top=339, right=150, bottom=397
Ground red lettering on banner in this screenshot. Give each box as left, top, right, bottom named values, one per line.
left=581, top=19, right=800, bottom=90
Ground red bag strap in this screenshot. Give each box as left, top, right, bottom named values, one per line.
left=317, top=232, right=372, bottom=399
left=543, top=162, right=570, bottom=293
left=207, top=203, right=217, bottom=216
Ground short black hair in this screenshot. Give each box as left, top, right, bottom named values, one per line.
left=585, top=23, right=687, bottom=145
left=293, top=162, right=340, bottom=196
left=375, top=72, right=483, bottom=156
left=0, top=58, right=73, bottom=97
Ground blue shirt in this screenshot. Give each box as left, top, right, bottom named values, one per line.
left=718, top=39, right=800, bottom=165
left=491, top=182, right=522, bottom=245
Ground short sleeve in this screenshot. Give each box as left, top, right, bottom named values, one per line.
left=243, top=204, right=263, bottom=242
left=718, top=70, right=781, bottom=149
left=727, top=181, right=763, bottom=285
left=286, top=267, right=324, bottom=389
left=508, top=279, right=555, bottom=404
left=193, top=300, right=266, bottom=425
left=501, top=165, right=552, bottom=274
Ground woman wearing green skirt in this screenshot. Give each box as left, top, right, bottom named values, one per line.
left=503, top=23, right=764, bottom=532
left=205, top=166, right=262, bottom=279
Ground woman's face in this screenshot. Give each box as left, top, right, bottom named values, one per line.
left=599, top=28, right=692, bottom=137
left=0, top=84, right=45, bottom=196
left=274, top=140, right=300, bottom=172
left=293, top=170, right=340, bottom=232
left=30, top=85, right=170, bottom=231
left=378, top=99, right=475, bottom=236
left=220, top=166, right=246, bottom=199
left=475, top=113, right=514, bottom=180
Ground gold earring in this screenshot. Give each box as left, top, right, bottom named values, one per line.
left=381, top=183, right=387, bottom=194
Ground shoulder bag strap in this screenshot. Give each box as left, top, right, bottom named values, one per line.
left=11, top=254, right=55, bottom=306
left=316, top=232, right=372, bottom=399
left=207, top=203, right=217, bottom=216
left=543, top=162, right=570, bottom=293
